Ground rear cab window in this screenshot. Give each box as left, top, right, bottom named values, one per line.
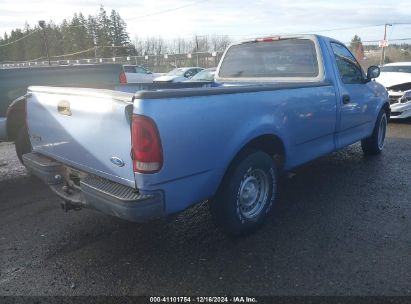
left=217, top=36, right=323, bottom=82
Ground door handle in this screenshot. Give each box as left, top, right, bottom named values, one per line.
left=342, top=94, right=350, bottom=104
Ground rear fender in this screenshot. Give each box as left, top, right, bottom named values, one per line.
left=6, top=95, right=27, bottom=141
left=215, top=127, right=288, bottom=193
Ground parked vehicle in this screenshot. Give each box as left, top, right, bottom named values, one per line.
left=153, top=67, right=203, bottom=82
left=122, top=65, right=163, bottom=83
left=185, top=67, right=216, bottom=82
left=22, top=35, right=389, bottom=235
left=377, top=62, right=411, bottom=119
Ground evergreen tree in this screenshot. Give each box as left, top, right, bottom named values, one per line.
left=350, top=35, right=362, bottom=52
left=350, top=35, right=364, bottom=63
left=86, top=14, right=99, bottom=56
left=61, top=19, right=74, bottom=56
left=96, top=5, right=112, bottom=57
left=69, top=13, right=91, bottom=55
left=109, top=10, right=130, bottom=56
left=47, top=21, right=64, bottom=58
left=78, top=13, right=93, bottom=50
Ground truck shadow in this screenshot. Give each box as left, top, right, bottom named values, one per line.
left=38, top=134, right=411, bottom=294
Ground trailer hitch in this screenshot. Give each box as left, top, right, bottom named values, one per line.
left=61, top=200, right=82, bottom=212
left=60, top=185, right=82, bottom=211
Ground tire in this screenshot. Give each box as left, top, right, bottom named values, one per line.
left=15, top=125, right=32, bottom=164
left=361, top=110, right=388, bottom=155
left=209, top=149, right=278, bottom=236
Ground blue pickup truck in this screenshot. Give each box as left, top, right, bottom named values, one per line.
left=22, top=35, right=389, bottom=235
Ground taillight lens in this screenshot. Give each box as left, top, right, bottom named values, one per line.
left=119, top=71, right=127, bottom=84
left=131, top=115, right=163, bottom=173
left=255, top=36, right=280, bottom=42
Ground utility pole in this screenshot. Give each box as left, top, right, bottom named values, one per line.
left=38, top=20, right=51, bottom=66
left=94, top=45, right=98, bottom=62
left=195, top=35, right=199, bottom=66
left=380, top=23, right=392, bottom=66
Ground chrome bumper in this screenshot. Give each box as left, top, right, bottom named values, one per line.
left=22, top=152, right=165, bottom=222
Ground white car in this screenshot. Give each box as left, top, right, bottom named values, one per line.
left=122, top=65, right=163, bottom=83
left=184, top=67, right=216, bottom=82
left=153, top=67, right=204, bottom=83
left=377, top=62, right=411, bottom=119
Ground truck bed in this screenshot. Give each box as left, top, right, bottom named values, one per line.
left=27, top=86, right=136, bottom=187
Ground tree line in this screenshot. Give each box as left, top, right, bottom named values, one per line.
left=0, top=6, right=232, bottom=63
left=0, top=6, right=134, bottom=62
left=133, top=34, right=232, bottom=56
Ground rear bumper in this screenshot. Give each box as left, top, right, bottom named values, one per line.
left=22, top=152, right=165, bottom=222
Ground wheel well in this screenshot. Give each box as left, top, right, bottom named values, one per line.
left=215, top=134, right=286, bottom=197
left=6, top=96, right=27, bottom=141
left=382, top=102, right=390, bottom=118
left=232, top=134, right=286, bottom=172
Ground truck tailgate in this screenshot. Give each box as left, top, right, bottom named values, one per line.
left=26, top=86, right=136, bottom=188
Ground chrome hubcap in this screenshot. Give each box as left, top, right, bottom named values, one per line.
left=238, top=168, right=269, bottom=219
left=378, top=114, right=387, bottom=150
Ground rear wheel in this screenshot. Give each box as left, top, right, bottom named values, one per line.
left=15, top=125, right=32, bottom=164
left=209, top=150, right=278, bottom=236
left=361, top=110, right=387, bottom=155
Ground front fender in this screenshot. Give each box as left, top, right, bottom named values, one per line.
left=372, top=81, right=390, bottom=122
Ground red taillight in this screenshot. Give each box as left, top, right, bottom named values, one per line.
left=119, top=71, right=127, bottom=84
left=256, top=36, right=280, bottom=42
left=131, top=115, right=163, bottom=173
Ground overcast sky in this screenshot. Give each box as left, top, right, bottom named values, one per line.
left=1, top=0, right=411, bottom=44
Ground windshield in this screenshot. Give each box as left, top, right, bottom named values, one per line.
left=191, top=68, right=216, bottom=81
left=166, top=68, right=186, bottom=76
left=219, top=39, right=319, bottom=78
left=381, top=66, right=411, bottom=73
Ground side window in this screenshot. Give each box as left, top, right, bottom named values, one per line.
left=123, top=66, right=136, bottom=73
left=185, top=69, right=196, bottom=78
left=135, top=66, right=147, bottom=74
left=331, top=43, right=364, bottom=84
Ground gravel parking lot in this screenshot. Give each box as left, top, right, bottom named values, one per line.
left=0, top=121, right=410, bottom=296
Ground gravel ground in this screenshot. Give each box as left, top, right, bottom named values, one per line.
left=0, top=121, right=410, bottom=296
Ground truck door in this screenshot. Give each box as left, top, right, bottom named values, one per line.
left=330, top=42, right=376, bottom=148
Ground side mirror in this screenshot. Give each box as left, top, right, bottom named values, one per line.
left=146, top=71, right=152, bottom=74
left=367, top=65, right=380, bottom=80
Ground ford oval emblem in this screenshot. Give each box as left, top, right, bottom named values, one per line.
left=110, top=157, right=125, bottom=167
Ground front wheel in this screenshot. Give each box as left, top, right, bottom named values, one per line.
left=209, top=150, right=278, bottom=236
left=361, top=110, right=388, bottom=155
